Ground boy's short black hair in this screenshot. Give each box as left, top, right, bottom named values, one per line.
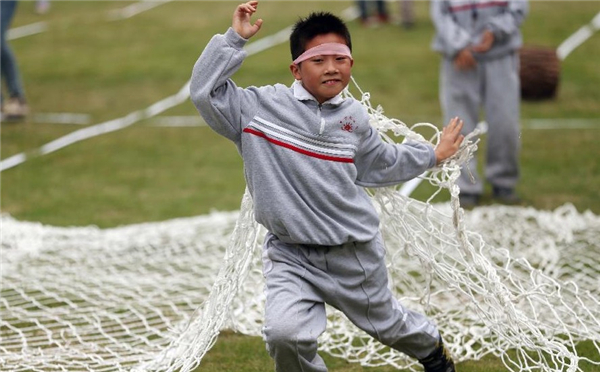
left=289, top=12, right=352, bottom=61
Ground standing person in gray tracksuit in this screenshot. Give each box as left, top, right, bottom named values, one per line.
left=191, top=2, right=465, bottom=371
left=431, top=0, right=528, bottom=207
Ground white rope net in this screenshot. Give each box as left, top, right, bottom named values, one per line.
left=2, top=81, right=600, bottom=372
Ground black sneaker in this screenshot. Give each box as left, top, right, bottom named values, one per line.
left=419, top=337, right=456, bottom=372
left=458, top=193, right=480, bottom=209
left=492, top=186, right=521, bottom=205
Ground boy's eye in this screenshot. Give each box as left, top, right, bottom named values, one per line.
left=311, top=58, right=324, bottom=63
left=336, top=56, right=348, bottom=61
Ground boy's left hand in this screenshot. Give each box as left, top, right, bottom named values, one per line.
left=435, top=117, right=464, bottom=164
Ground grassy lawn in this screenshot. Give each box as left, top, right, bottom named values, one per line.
left=2, top=1, right=599, bottom=226
left=2, top=1, right=599, bottom=371
left=200, top=333, right=600, bottom=372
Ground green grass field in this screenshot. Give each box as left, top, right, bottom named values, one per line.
left=2, top=1, right=599, bottom=371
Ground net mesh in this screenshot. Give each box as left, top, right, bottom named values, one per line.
left=2, top=81, right=600, bottom=372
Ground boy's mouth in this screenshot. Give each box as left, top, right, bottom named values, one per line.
left=323, top=79, right=340, bottom=85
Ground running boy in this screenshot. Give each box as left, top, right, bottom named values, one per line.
left=191, top=2, right=462, bottom=371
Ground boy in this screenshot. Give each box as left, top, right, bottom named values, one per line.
left=191, top=2, right=463, bottom=371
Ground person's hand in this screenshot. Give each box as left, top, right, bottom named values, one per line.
left=471, top=30, right=494, bottom=53
left=232, top=1, right=263, bottom=39
left=435, top=117, right=465, bottom=164
left=453, top=48, right=476, bottom=70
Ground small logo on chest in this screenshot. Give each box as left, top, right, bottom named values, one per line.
left=339, top=116, right=356, bottom=132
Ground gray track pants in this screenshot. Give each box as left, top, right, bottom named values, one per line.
left=440, top=52, right=521, bottom=194
left=261, top=232, right=439, bottom=372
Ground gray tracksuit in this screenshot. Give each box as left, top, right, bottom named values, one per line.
left=431, top=0, right=528, bottom=194
left=191, top=28, right=440, bottom=371
left=191, top=28, right=436, bottom=246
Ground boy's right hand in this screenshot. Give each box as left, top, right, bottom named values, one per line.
left=233, top=1, right=263, bottom=39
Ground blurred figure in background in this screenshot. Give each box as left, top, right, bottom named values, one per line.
left=430, top=0, right=528, bottom=207
left=357, top=0, right=389, bottom=26
left=1, top=0, right=29, bottom=122
left=399, top=0, right=415, bottom=29
left=35, top=0, right=50, bottom=14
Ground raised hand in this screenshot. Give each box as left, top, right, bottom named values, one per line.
left=435, top=117, right=465, bottom=164
left=232, top=1, right=263, bottom=39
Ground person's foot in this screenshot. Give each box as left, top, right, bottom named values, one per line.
left=458, top=193, right=480, bottom=209
left=2, top=97, right=29, bottom=122
left=359, top=16, right=380, bottom=28
left=419, top=337, right=456, bottom=372
left=401, top=20, right=415, bottom=29
left=377, top=14, right=390, bottom=23
left=359, top=16, right=372, bottom=26
left=492, top=186, right=521, bottom=205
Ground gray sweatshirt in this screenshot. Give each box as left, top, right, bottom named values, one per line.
left=431, top=0, right=528, bottom=60
left=191, top=28, right=436, bottom=246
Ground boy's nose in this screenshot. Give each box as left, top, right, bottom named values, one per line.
left=324, top=60, right=338, bottom=73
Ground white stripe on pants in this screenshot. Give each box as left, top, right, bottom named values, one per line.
left=261, top=232, right=439, bottom=372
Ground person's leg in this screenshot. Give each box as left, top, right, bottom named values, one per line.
left=1, top=0, right=26, bottom=101
left=399, top=0, right=415, bottom=29
left=262, top=234, right=328, bottom=372
left=376, top=0, right=389, bottom=22
left=263, top=233, right=454, bottom=371
left=1, top=44, right=26, bottom=102
left=483, top=53, right=520, bottom=197
left=440, top=58, right=483, bottom=197
left=323, top=234, right=454, bottom=371
left=323, top=234, right=440, bottom=360
left=1, top=0, right=28, bottom=121
left=357, top=0, right=368, bottom=22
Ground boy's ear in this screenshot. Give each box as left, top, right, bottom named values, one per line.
left=290, top=63, right=302, bottom=80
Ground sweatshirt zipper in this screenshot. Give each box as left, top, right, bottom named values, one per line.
left=318, top=104, right=326, bottom=135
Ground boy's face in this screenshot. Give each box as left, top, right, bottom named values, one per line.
left=290, top=33, right=353, bottom=104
